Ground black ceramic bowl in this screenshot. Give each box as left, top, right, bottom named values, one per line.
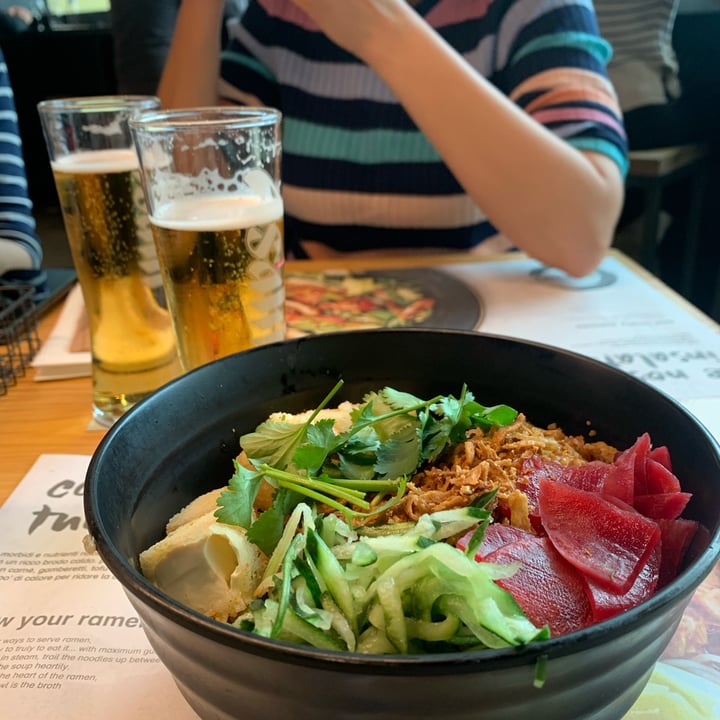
left=84, top=329, right=720, bottom=720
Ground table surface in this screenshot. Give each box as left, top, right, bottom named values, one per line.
left=1, top=249, right=715, bottom=505
left=3, top=248, right=719, bottom=720
left=0, top=252, right=481, bottom=502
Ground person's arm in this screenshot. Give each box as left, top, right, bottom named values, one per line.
left=291, top=0, right=624, bottom=277
left=157, top=0, right=226, bottom=107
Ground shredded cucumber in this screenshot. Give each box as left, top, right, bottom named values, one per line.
left=236, top=504, right=549, bottom=655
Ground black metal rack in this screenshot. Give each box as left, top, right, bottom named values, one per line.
left=0, top=284, right=40, bottom=395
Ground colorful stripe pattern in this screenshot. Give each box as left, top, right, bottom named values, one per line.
left=222, top=0, right=627, bottom=255
left=594, top=0, right=679, bottom=70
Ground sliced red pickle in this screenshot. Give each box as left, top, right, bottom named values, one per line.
left=644, top=457, right=682, bottom=494
left=656, top=517, right=700, bottom=589
left=581, top=542, right=661, bottom=622
left=537, top=478, right=661, bottom=593
left=648, top=444, right=672, bottom=471
left=602, top=446, right=636, bottom=505
left=484, top=533, right=593, bottom=635
left=458, top=523, right=531, bottom=558
left=633, top=491, right=692, bottom=520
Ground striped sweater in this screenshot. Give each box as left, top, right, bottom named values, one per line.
left=594, top=0, right=681, bottom=112
left=221, top=0, right=627, bottom=257
left=0, top=50, right=43, bottom=271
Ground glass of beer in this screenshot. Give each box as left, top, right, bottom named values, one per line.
left=37, top=96, right=181, bottom=427
left=129, top=106, right=286, bottom=372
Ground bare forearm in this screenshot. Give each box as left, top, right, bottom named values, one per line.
left=370, top=16, right=623, bottom=275
left=157, top=0, right=225, bottom=108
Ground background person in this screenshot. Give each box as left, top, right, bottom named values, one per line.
left=0, top=45, right=44, bottom=284
left=110, top=0, right=248, bottom=95
left=157, top=0, right=628, bottom=278
left=595, top=0, right=720, bottom=311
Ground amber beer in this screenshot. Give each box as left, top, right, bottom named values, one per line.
left=149, top=194, right=286, bottom=371
left=51, top=148, right=181, bottom=425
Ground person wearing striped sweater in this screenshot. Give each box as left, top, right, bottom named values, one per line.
left=159, top=0, right=627, bottom=277
left=0, top=47, right=43, bottom=280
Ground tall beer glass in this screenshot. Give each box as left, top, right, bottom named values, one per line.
left=37, top=96, right=181, bottom=427
left=129, top=107, right=285, bottom=372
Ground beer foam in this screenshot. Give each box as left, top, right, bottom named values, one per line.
left=151, top=195, right=283, bottom=231
left=51, top=148, right=139, bottom=174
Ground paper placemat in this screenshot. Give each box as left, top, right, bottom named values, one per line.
left=0, top=455, right=718, bottom=718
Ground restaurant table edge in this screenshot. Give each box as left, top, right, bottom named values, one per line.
left=1, top=248, right=717, bottom=505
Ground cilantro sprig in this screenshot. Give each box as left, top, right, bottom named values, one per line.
left=215, top=380, right=517, bottom=554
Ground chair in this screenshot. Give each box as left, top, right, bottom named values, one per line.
left=624, top=143, right=708, bottom=297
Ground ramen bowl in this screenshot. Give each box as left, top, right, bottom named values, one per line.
left=84, top=329, right=720, bottom=720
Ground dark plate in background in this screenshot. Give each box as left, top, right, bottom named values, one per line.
left=285, top=267, right=483, bottom=335
left=372, top=268, right=483, bottom=330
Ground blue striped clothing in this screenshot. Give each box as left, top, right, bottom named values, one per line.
left=0, top=49, right=42, bottom=269
left=221, top=0, right=628, bottom=256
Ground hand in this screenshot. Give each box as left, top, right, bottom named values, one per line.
left=289, top=0, right=417, bottom=60
left=7, top=5, right=34, bottom=25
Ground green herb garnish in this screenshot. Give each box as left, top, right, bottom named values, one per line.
left=215, top=381, right=517, bottom=554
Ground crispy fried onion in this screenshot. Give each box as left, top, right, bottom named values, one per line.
left=378, top=413, right=617, bottom=531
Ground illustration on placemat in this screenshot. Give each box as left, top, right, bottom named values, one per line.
left=285, top=268, right=483, bottom=336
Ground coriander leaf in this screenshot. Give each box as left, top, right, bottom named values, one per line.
left=436, top=387, right=517, bottom=440
left=214, top=460, right=264, bottom=528
left=375, top=387, right=426, bottom=412
left=241, top=380, right=347, bottom=468
left=336, top=443, right=380, bottom=481
left=338, top=432, right=379, bottom=464
left=221, top=383, right=518, bottom=559
left=293, top=443, right=328, bottom=474
left=375, top=424, right=421, bottom=478
left=247, top=505, right=286, bottom=556
left=419, top=413, right=454, bottom=463
left=373, top=411, right=420, bottom=445
left=438, top=392, right=465, bottom=424
left=248, top=487, right=301, bottom=555
left=346, top=396, right=419, bottom=441
left=293, top=419, right=338, bottom=473
left=472, top=404, right=518, bottom=429
left=348, top=400, right=384, bottom=432
left=437, top=387, right=476, bottom=442
left=241, top=420, right=308, bottom=468
left=305, top=418, right=339, bottom=449
left=324, top=426, right=379, bottom=480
